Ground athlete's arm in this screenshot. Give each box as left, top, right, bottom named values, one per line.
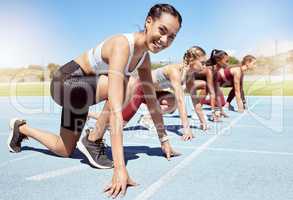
left=138, top=54, right=181, bottom=158
left=205, top=68, right=216, bottom=110
left=233, top=69, right=244, bottom=112
left=105, top=36, right=137, bottom=197
left=240, top=74, right=247, bottom=108
left=212, top=69, right=224, bottom=120
left=169, top=67, right=193, bottom=140
left=185, top=78, right=208, bottom=130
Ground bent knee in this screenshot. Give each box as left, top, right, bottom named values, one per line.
left=54, top=140, right=77, bottom=158
left=57, top=147, right=76, bottom=158
left=195, top=104, right=202, bottom=111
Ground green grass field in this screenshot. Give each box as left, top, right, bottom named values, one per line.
left=0, top=82, right=50, bottom=96
left=223, top=80, right=293, bottom=96
left=0, top=81, right=292, bottom=96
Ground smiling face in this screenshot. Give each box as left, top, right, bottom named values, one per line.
left=144, top=13, right=180, bottom=53
left=188, top=55, right=207, bottom=73
left=216, top=54, right=229, bottom=68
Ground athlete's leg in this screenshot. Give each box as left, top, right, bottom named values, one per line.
left=17, top=112, right=84, bottom=157
left=87, top=76, right=144, bottom=141
left=8, top=61, right=94, bottom=157
left=186, top=80, right=208, bottom=129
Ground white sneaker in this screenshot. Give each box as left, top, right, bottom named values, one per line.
left=191, top=112, right=198, bottom=120
left=137, top=114, right=155, bottom=130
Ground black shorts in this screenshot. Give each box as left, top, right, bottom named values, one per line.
left=50, top=61, right=97, bottom=134
left=193, top=73, right=207, bottom=81
left=156, top=90, right=175, bottom=101
left=155, top=90, right=176, bottom=114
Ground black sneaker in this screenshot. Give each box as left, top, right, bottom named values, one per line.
left=228, top=104, right=235, bottom=111
left=77, top=129, right=113, bottom=169
left=7, top=118, right=28, bottom=153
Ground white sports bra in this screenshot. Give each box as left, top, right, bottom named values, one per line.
left=152, top=68, right=172, bottom=89
left=87, top=33, right=147, bottom=76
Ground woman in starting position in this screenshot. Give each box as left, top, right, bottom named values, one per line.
left=7, top=4, right=182, bottom=198
left=88, top=46, right=208, bottom=141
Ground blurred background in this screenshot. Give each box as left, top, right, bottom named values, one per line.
left=0, top=0, right=292, bottom=95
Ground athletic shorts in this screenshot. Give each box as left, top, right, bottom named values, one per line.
left=50, top=60, right=97, bottom=134
left=155, top=90, right=175, bottom=102
left=193, top=73, right=207, bottom=81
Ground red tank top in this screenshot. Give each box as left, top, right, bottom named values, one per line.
left=217, top=67, right=233, bottom=86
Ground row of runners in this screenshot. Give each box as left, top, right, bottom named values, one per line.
left=7, top=3, right=255, bottom=198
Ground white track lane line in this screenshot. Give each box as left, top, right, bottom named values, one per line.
left=25, top=100, right=263, bottom=182
left=26, top=164, right=88, bottom=181
left=0, top=153, right=39, bottom=168
left=133, top=99, right=261, bottom=200
left=206, top=147, right=293, bottom=156
left=124, top=142, right=293, bottom=156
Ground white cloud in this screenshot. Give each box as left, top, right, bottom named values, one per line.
left=0, top=10, right=63, bottom=68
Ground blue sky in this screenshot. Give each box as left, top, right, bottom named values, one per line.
left=0, top=0, right=292, bottom=67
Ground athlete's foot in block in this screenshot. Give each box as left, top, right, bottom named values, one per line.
left=208, top=113, right=221, bottom=122
left=77, top=129, right=113, bottom=169
left=7, top=118, right=28, bottom=153
left=238, top=108, right=245, bottom=113
left=191, top=113, right=196, bottom=120
left=228, top=104, right=236, bottom=111
left=137, top=114, right=155, bottom=130
left=220, top=111, right=229, bottom=118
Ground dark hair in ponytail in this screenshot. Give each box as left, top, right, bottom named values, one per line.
left=206, top=49, right=228, bottom=66
left=146, top=4, right=182, bottom=28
